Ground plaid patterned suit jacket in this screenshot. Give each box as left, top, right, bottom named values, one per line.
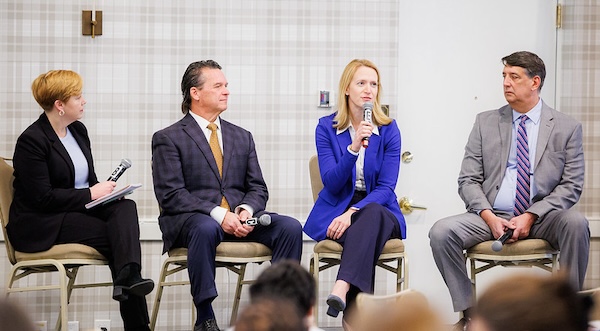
left=152, top=113, right=268, bottom=252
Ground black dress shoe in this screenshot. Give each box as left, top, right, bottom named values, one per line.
left=193, top=318, right=220, bottom=331
left=326, top=294, right=346, bottom=318
left=113, top=263, right=155, bottom=302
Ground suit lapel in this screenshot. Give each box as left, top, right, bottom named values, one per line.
left=221, top=120, right=233, bottom=178
left=335, top=129, right=352, bottom=157
left=498, top=106, right=513, bottom=171
left=363, top=130, right=381, bottom=191
left=181, top=114, right=221, bottom=181
left=535, top=103, right=554, bottom=169
left=335, top=128, right=356, bottom=184
left=366, top=131, right=381, bottom=156
left=39, top=114, right=76, bottom=184
left=69, top=124, right=96, bottom=183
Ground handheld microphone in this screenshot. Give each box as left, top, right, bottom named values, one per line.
left=244, top=214, right=271, bottom=226
left=362, top=102, right=373, bottom=148
left=107, top=158, right=132, bottom=182
left=491, top=229, right=514, bottom=252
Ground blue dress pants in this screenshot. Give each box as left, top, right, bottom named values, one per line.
left=174, top=212, right=303, bottom=311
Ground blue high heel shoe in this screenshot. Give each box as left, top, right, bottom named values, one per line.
left=326, top=294, right=346, bottom=317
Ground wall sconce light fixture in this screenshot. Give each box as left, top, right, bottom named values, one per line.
left=82, top=10, right=103, bottom=38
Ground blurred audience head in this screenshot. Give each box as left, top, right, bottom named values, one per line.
left=235, top=298, right=306, bottom=331
left=349, top=289, right=443, bottom=331
left=0, top=298, right=36, bottom=331
left=470, top=273, right=592, bottom=331
left=249, top=260, right=316, bottom=320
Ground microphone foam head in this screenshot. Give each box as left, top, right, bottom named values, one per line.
left=491, top=241, right=503, bottom=252
left=363, top=102, right=373, bottom=111
left=259, top=214, right=272, bottom=226
left=121, top=158, right=132, bottom=169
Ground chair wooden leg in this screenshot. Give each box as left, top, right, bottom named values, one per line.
left=404, top=255, right=409, bottom=290
left=469, top=258, right=477, bottom=303
left=65, top=267, right=80, bottom=304
left=191, top=301, right=196, bottom=330
left=5, top=268, right=18, bottom=299
left=311, top=254, right=320, bottom=326
left=150, top=261, right=169, bottom=331
left=230, top=263, right=247, bottom=326
left=57, top=263, right=69, bottom=331
left=396, top=257, right=403, bottom=292
left=56, top=266, right=81, bottom=331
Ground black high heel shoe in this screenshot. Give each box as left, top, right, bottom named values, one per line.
left=113, top=263, right=155, bottom=302
left=326, top=294, right=346, bottom=317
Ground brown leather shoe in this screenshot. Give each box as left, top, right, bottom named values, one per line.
left=193, top=318, right=220, bottom=331
left=452, top=317, right=470, bottom=331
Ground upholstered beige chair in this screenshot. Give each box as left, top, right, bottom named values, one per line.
left=466, top=239, right=559, bottom=300
left=149, top=238, right=273, bottom=330
left=307, top=155, right=408, bottom=324
left=0, top=157, right=112, bottom=331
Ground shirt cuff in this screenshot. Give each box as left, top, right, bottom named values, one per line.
left=210, top=206, right=228, bottom=225
left=471, top=209, right=484, bottom=216
left=347, top=145, right=359, bottom=156
left=235, top=204, right=254, bottom=217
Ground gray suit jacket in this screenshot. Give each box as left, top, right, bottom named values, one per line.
left=152, top=113, right=268, bottom=252
left=458, top=101, right=584, bottom=219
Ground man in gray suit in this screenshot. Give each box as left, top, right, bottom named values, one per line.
left=429, top=51, right=589, bottom=331
left=152, top=60, right=303, bottom=331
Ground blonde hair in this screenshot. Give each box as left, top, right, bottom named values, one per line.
left=31, top=70, right=83, bottom=111
left=333, top=59, right=392, bottom=129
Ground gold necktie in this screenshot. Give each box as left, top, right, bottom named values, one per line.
left=207, top=123, right=230, bottom=210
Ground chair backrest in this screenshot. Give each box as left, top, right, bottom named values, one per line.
left=0, top=157, right=16, bottom=265
left=308, top=155, right=323, bottom=203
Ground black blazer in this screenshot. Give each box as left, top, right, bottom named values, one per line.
left=8, top=113, right=98, bottom=252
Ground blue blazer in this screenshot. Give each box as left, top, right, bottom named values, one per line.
left=152, top=113, right=269, bottom=252
left=303, top=113, right=405, bottom=241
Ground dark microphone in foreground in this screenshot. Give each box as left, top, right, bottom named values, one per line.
left=491, top=229, right=514, bottom=252
left=245, top=214, right=271, bottom=226
left=362, top=102, right=373, bottom=148
left=107, top=158, right=132, bottom=182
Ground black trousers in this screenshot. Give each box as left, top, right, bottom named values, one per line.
left=56, top=199, right=149, bottom=330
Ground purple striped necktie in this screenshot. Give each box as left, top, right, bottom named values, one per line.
left=514, top=115, right=530, bottom=215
